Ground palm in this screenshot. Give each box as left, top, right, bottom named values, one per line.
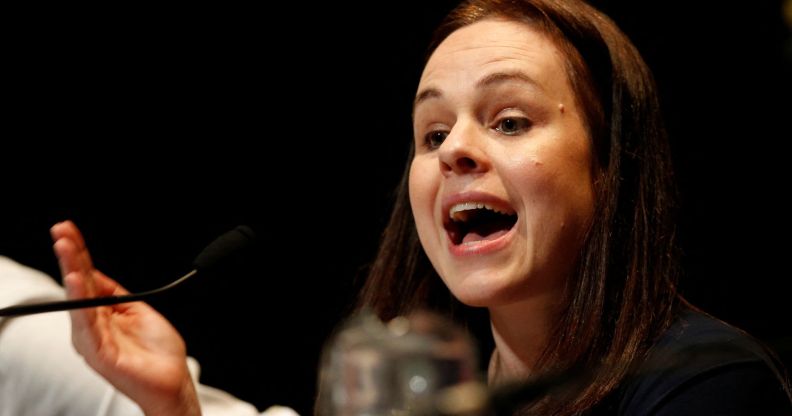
left=87, top=283, right=187, bottom=401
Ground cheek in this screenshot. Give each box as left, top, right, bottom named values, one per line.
left=507, top=156, right=558, bottom=199
left=508, top=148, right=594, bottom=227
left=408, top=159, right=438, bottom=230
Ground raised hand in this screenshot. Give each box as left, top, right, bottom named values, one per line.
left=50, top=221, right=201, bottom=416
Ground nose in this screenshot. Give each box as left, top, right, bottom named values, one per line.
left=438, top=122, right=489, bottom=177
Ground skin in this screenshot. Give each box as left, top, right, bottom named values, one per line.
left=51, top=221, right=200, bottom=416
left=410, top=19, right=595, bottom=381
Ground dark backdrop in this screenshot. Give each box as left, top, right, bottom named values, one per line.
left=2, top=1, right=790, bottom=414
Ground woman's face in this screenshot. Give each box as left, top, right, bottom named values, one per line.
left=409, top=19, right=595, bottom=307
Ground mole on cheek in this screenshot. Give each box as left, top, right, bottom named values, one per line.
left=558, top=103, right=565, bottom=113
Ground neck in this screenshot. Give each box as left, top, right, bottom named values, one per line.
left=487, top=297, right=558, bottom=385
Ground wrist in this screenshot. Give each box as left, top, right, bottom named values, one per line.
left=144, top=376, right=201, bottom=416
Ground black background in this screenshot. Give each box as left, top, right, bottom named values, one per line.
left=2, top=1, right=790, bottom=414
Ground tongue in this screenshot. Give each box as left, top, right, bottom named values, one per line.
left=461, top=229, right=510, bottom=244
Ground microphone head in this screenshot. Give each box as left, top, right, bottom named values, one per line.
left=192, top=225, right=256, bottom=271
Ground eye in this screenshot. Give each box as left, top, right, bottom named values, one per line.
left=495, top=117, right=530, bottom=136
left=424, top=130, right=448, bottom=149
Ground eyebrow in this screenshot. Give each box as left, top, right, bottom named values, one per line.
left=412, top=70, right=542, bottom=115
left=476, top=70, right=542, bottom=91
left=413, top=88, right=442, bottom=115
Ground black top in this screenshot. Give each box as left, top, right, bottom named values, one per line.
left=604, top=307, right=791, bottom=415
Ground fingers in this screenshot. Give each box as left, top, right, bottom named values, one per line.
left=49, top=221, right=137, bottom=367
left=51, top=221, right=99, bottom=296
left=52, top=238, right=82, bottom=281
left=52, top=234, right=99, bottom=298
left=95, top=271, right=130, bottom=297
left=50, top=220, right=89, bottom=257
left=51, top=220, right=94, bottom=273
left=63, top=271, right=100, bottom=347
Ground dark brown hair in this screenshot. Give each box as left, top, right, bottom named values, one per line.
left=358, top=0, right=680, bottom=413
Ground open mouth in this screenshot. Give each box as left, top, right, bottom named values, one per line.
left=444, top=202, right=518, bottom=245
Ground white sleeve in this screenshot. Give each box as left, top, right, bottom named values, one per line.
left=0, top=256, right=294, bottom=416
left=0, top=256, right=143, bottom=416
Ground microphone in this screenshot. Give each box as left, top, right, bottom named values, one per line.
left=0, top=225, right=256, bottom=317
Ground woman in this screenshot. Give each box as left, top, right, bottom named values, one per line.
left=52, top=0, right=791, bottom=414
left=357, top=0, right=791, bottom=414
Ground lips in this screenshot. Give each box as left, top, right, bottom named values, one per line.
left=442, top=193, right=518, bottom=252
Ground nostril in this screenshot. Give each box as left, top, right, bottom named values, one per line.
left=440, top=156, right=479, bottom=175
left=456, top=156, right=477, bottom=171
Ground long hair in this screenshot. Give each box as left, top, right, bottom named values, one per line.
left=358, top=0, right=680, bottom=413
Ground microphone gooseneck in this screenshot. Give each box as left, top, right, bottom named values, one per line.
left=0, top=225, right=256, bottom=317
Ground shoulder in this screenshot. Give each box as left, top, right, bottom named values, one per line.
left=616, top=307, right=791, bottom=415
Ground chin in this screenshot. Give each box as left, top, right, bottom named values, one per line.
left=443, top=272, right=518, bottom=308
left=443, top=264, right=560, bottom=309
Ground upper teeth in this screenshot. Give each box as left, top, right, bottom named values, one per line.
left=449, top=202, right=512, bottom=222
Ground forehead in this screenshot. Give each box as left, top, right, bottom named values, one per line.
left=419, top=19, right=568, bottom=92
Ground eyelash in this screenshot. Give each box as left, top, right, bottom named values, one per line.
left=421, top=116, right=531, bottom=150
